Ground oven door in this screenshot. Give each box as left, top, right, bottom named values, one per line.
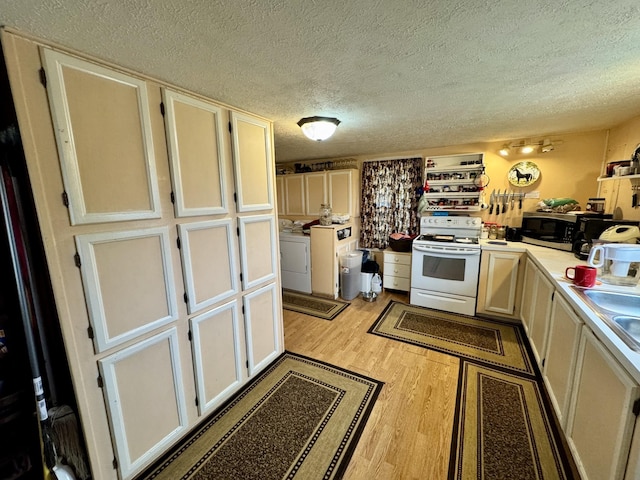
left=410, top=243, right=480, bottom=297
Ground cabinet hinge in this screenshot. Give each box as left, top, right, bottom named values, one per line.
left=233, top=192, right=238, bottom=204
left=633, top=398, right=640, bottom=416
left=39, top=68, right=47, bottom=87
left=176, top=236, right=181, bottom=249
left=87, top=325, right=94, bottom=339
left=112, top=457, right=118, bottom=470
left=228, top=121, right=232, bottom=133
left=170, top=191, right=175, bottom=204
left=195, top=397, right=199, bottom=407
left=188, top=330, right=192, bottom=341
left=541, top=358, right=545, bottom=367
left=97, top=375, right=103, bottom=388
left=183, top=292, right=188, bottom=304
left=62, top=191, right=69, bottom=207
left=74, top=252, right=81, bottom=268
left=242, top=304, right=245, bottom=315
left=236, top=226, right=240, bottom=236
left=551, top=291, right=555, bottom=301
left=160, top=102, right=165, bottom=116
left=240, top=273, right=243, bottom=283
left=246, top=360, right=249, bottom=369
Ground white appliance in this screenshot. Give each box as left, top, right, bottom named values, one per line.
left=587, top=243, right=640, bottom=286
left=279, top=231, right=312, bottom=293
left=410, top=215, right=482, bottom=315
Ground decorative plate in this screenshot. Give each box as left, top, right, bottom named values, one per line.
left=508, top=161, right=540, bottom=186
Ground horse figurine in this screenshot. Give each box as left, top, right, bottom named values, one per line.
left=514, top=167, right=532, bottom=184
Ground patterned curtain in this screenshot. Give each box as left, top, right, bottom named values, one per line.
left=360, top=157, right=423, bottom=249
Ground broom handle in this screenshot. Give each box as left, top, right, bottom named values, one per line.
left=1, top=158, right=57, bottom=469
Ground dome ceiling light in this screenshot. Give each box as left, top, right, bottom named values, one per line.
left=297, top=116, right=340, bottom=141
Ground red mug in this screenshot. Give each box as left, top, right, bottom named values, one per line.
left=565, top=265, right=597, bottom=288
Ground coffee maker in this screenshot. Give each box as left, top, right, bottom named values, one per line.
left=572, top=218, right=640, bottom=260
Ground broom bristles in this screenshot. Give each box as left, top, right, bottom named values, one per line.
left=48, top=405, right=91, bottom=480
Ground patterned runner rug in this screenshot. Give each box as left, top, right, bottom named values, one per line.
left=452, top=362, right=570, bottom=479
left=139, top=352, right=382, bottom=480
left=282, top=290, right=349, bottom=320
left=368, top=301, right=534, bottom=375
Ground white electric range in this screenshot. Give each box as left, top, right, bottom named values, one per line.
left=410, top=216, right=482, bottom=315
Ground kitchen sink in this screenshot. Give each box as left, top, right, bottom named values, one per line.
left=570, top=286, right=640, bottom=352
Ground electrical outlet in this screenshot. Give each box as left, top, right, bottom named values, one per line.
left=524, top=191, right=540, bottom=199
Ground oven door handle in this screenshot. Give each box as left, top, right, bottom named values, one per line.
left=412, top=245, right=481, bottom=255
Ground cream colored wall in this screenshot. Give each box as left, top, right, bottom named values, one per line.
left=598, top=115, right=640, bottom=221
left=280, top=129, right=608, bottom=229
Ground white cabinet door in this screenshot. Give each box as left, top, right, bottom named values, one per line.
left=243, top=283, right=281, bottom=376
left=276, top=176, right=286, bottom=215
left=41, top=48, right=161, bottom=225
left=528, top=269, right=554, bottom=365
left=162, top=89, right=228, bottom=217
left=328, top=169, right=357, bottom=216
left=305, top=172, right=327, bottom=216
left=230, top=111, right=274, bottom=212
left=542, top=293, right=583, bottom=427
left=190, top=301, right=244, bottom=416
left=566, top=327, right=639, bottom=480
left=476, top=250, right=523, bottom=318
left=284, top=174, right=305, bottom=215
left=520, top=257, right=536, bottom=333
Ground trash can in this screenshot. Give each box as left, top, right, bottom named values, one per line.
left=340, top=251, right=363, bottom=300
left=360, top=259, right=380, bottom=293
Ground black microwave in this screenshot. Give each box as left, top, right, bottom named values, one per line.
left=520, top=212, right=612, bottom=251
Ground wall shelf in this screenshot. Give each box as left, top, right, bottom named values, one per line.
left=597, top=174, right=640, bottom=182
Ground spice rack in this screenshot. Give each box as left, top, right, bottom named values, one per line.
left=422, top=153, right=485, bottom=211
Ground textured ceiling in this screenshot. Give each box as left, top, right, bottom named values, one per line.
left=2, top=1, right=640, bottom=163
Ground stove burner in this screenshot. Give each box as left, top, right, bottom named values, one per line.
left=455, top=238, right=474, bottom=244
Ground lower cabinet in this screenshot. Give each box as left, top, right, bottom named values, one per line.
left=565, top=327, right=640, bottom=480
left=382, top=249, right=411, bottom=292
left=520, top=258, right=555, bottom=365
left=476, top=249, right=524, bottom=320
left=542, top=293, right=583, bottom=427
left=310, top=224, right=357, bottom=298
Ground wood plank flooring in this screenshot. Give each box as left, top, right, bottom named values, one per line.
left=283, top=290, right=460, bottom=480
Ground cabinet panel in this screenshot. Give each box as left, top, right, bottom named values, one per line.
left=542, top=293, right=583, bottom=426
left=41, top=48, right=161, bottom=224
left=284, top=174, right=305, bottom=215
left=276, top=176, right=286, bottom=215
left=177, top=220, right=238, bottom=314
left=230, top=112, right=273, bottom=212
left=529, top=270, right=554, bottom=364
left=328, top=170, right=355, bottom=215
left=476, top=250, right=522, bottom=317
left=243, top=283, right=280, bottom=376
left=190, top=301, right=244, bottom=416
left=99, top=328, right=188, bottom=479
left=75, top=227, right=178, bottom=353
left=238, top=215, right=277, bottom=289
left=305, top=172, right=327, bottom=216
left=162, top=89, right=227, bottom=217
left=520, top=258, right=536, bottom=333
left=566, top=327, right=639, bottom=480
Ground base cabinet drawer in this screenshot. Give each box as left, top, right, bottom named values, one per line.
left=384, top=275, right=410, bottom=292
left=383, top=262, right=411, bottom=278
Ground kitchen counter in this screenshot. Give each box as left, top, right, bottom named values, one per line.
left=480, top=239, right=640, bottom=383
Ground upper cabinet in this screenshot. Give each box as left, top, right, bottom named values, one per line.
left=40, top=48, right=161, bottom=225
left=229, top=111, right=274, bottom=212
left=279, top=169, right=359, bottom=218
left=162, top=89, right=228, bottom=217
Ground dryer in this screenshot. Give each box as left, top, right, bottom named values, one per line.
left=279, top=231, right=311, bottom=293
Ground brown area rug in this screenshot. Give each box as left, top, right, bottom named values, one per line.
left=368, top=301, right=534, bottom=375
left=139, top=352, right=382, bottom=480
left=282, top=290, right=349, bottom=320
left=452, top=362, right=570, bottom=479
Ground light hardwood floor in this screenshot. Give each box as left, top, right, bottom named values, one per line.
left=283, top=290, right=460, bottom=480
